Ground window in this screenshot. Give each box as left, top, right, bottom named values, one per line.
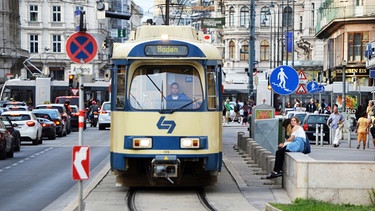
left=30, top=5, right=38, bottom=22
left=240, top=41, right=249, bottom=61
left=240, top=7, right=249, bottom=27
left=348, top=32, right=368, bottom=62
left=52, top=35, right=62, bottom=53
left=229, top=41, right=235, bottom=59
left=50, top=67, right=64, bottom=81
left=260, top=40, right=270, bottom=61
left=229, top=7, right=234, bottom=27
left=206, top=66, right=218, bottom=109
left=52, top=6, right=61, bottom=22
left=283, top=6, right=293, bottom=27
left=129, top=66, right=203, bottom=110
left=75, top=6, right=84, bottom=12
left=260, top=7, right=269, bottom=27
left=29, top=34, right=39, bottom=53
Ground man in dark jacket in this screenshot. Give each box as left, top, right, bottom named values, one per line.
left=306, top=98, right=317, bottom=113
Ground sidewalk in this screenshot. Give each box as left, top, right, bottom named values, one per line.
left=65, top=122, right=374, bottom=211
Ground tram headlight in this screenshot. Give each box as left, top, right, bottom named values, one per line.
left=133, top=138, right=152, bottom=148
left=180, top=138, right=200, bottom=149
left=160, top=34, right=170, bottom=40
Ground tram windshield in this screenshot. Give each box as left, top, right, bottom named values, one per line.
left=129, top=65, right=203, bottom=110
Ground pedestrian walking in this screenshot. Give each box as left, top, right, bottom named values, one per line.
left=327, top=104, right=345, bottom=147
left=355, top=112, right=369, bottom=150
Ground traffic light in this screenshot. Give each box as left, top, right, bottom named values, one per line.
left=267, top=77, right=272, bottom=90
left=103, top=39, right=109, bottom=49
left=69, top=75, right=74, bottom=88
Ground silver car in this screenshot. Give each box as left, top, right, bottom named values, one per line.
left=98, top=101, right=111, bottom=130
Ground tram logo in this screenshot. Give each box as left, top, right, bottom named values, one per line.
left=156, top=116, right=176, bottom=134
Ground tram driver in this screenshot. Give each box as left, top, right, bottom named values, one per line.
left=166, top=82, right=191, bottom=109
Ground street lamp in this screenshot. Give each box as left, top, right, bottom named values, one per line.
left=248, top=0, right=255, bottom=101
left=342, top=59, right=347, bottom=112
left=265, top=8, right=277, bottom=69
left=270, top=1, right=280, bottom=67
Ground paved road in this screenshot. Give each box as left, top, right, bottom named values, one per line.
left=65, top=122, right=375, bottom=211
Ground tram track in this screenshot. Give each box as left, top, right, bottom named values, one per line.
left=126, top=187, right=217, bottom=211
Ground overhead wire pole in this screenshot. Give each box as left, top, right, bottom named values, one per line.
left=165, top=0, right=170, bottom=25
left=248, top=0, right=255, bottom=101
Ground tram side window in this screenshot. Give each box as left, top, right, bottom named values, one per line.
left=207, top=66, right=218, bottom=110
left=116, top=73, right=126, bottom=109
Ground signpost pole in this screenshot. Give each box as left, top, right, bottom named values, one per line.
left=78, top=74, right=84, bottom=211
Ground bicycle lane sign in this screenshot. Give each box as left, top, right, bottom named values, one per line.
left=66, top=32, right=98, bottom=64
left=269, top=65, right=299, bottom=95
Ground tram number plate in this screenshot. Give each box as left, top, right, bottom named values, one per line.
left=313, top=133, right=325, bottom=136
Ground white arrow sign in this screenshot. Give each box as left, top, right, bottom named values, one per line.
left=73, top=146, right=89, bottom=180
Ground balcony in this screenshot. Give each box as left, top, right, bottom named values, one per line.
left=316, top=2, right=375, bottom=38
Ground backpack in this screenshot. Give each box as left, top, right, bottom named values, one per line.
left=234, top=104, right=240, bottom=112
left=303, top=134, right=311, bottom=154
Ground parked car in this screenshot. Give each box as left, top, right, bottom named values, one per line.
left=32, top=108, right=66, bottom=137
left=69, top=105, right=87, bottom=131
left=1, top=111, right=43, bottom=145
left=35, top=104, right=71, bottom=134
left=0, top=115, right=21, bottom=152
left=98, top=101, right=111, bottom=130
left=302, top=113, right=330, bottom=143
left=0, top=119, right=15, bottom=159
left=37, top=117, right=56, bottom=140
left=5, top=105, right=29, bottom=111
left=2, top=101, right=27, bottom=108
left=287, top=111, right=308, bottom=125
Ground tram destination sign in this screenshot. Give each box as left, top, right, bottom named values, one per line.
left=145, top=45, right=188, bottom=56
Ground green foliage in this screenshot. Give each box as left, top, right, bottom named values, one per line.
left=369, top=188, right=375, bottom=205
left=270, top=198, right=375, bottom=211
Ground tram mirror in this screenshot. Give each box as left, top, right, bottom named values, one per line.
left=104, top=69, right=111, bottom=82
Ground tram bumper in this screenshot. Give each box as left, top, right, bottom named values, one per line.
left=152, top=155, right=180, bottom=178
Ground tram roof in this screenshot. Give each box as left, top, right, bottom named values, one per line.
left=112, top=26, right=221, bottom=60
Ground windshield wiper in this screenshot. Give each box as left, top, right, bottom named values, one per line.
left=146, top=74, right=166, bottom=101
left=130, top=93, right=143, bottom=109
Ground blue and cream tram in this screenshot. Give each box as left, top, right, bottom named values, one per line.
left=109, top=26, right=223, bottom=186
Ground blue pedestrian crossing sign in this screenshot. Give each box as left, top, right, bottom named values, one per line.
left=318, top=84, right=325, bottom=93
left=269, top=65, right=299, bottom=95
left=306, top=81, right=319, bottom=93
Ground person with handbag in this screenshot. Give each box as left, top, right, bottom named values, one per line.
left=266, top=117, right=306, bottom=179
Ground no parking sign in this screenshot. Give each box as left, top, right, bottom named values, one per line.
left=66, top=32, right=98, bottom=64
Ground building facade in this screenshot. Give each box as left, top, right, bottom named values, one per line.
left=316, top=0, right=375, bottom=109
left=218, top=0, right=324, bottom=105
left=0, top=0, right=29, bottom=82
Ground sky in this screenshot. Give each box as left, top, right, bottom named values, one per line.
left=133, top=0, right=154, bottom=21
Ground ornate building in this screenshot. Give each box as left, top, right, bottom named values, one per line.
left=0, top=0, right=28, bottom=82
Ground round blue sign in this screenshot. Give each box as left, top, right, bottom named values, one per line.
left=319, top=84, right=325, bottom=93
left=269, top=65, right=299, bottom=95
left=306, top=81, right=319, bottom=94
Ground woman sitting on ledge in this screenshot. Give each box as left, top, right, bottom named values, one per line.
left=266, top=116, right=306, bottom=179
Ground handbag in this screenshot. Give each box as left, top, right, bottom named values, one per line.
left=303, top=134, right=311, bottom=154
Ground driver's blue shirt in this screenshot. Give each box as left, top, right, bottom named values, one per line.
left=165, top=94, right=189, bottom=101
